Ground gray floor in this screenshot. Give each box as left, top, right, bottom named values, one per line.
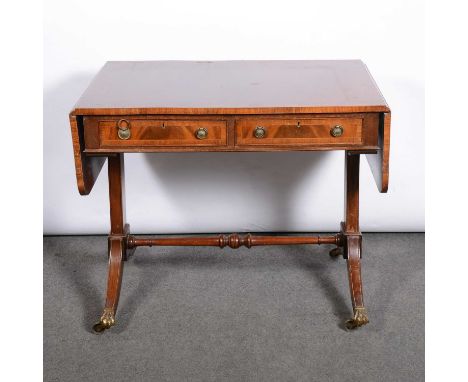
left=44, top=233, right=424, bottom=382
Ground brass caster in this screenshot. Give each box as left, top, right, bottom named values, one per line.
left=93, top=308, right=115, bottom=334
left=93, top=322, right=108, bottom=333
left=345, top=307, right=369, bottom=330
left=329, top=247, right=343, bottom=258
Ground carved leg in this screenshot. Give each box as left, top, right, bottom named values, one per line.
left=93, top=238, right=124, bottom=332
left=344, top=235, right=369, bottom=329
left=342, top=152, right=369, bottom=329
left=93, top=154, right=129, bottom=333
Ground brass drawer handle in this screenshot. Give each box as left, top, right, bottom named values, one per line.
left=330, top=125, right=344, bottom=137
left=195, top=127, right=208, bottom=140
left=254, top=126, right=266, bottom=139
left=117, top=119, right=131, bottom=140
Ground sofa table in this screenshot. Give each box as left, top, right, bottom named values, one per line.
left=69, top=60, right=391, bottom=333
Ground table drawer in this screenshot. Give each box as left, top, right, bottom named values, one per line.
left=96, top=119, right=227, bottom=148
left=235, top=118, right=363, bottom=146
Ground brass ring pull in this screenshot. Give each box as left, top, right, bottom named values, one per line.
left=330, top=125, right=344, bottom=137
left=254, top=126, right=266, bottom=139
left=117, top=119, right=131, bottom=140
left=195, top=127, right=208, bottom=140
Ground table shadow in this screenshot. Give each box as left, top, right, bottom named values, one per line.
left=120, top=149, right=342, bottom=235
left=111, top=243, right=351, bottom=333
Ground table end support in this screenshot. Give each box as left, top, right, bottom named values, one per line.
left=342, top=152, right=369, bottom=330
left=93, top=154, right=128, bottom=333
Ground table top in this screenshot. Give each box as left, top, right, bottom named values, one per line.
left=72, top=60, right=389, bottom=116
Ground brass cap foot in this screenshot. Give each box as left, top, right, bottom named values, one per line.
left=93, top=308, right=115, bottom=334
left=345, top=307, right=369, bottom=330
left=93, top=322, right=108, bottom=333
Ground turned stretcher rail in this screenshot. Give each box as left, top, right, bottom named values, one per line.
left=127, top=233, right=342, bottom=249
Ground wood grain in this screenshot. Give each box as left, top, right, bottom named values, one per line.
left=69, top=114, right=106, bottom=195
left=344, top=153, right=360, bottom=234
left=108, top=154, right=126, bottom=235
left=127, top=234, right=341, bottom=249
left=97, top=154, right=128, bottom=330
left=74, top=60, right=388, bottom=332
left=71, top=61, right=389, bottom=116
left=99, top=119, right=227, bottom=148
left=236, top=117, right=362, bottom=146
left=346, top=235, right=365, bottom=307
left=342, top=152, right=369, bottom=328
left=104, top=238, right=124, bottom=314
left=366, top=112, right=391, bottom=192
left=82, top=113, right=381, bottom=154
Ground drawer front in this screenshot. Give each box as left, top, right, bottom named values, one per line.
left=98, top=119, right=227, bottom=147
left=236, top=118, right=363, bottom=146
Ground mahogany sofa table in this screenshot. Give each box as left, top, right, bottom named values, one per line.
left=69, top=60, right=391, bottom=333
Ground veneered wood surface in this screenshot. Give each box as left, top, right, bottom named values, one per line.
left=100, top=119, right=227, bottom=148
left=70, top=61, right=390, bottom=194
left=236, top=117, right=363, bottom=146
left=69, top=115, right=106, bottom=195
left=71, top=60, right=389, bottom=115
left=366, top=112, right=391, bottom=192
left=82, top=113, right=380, bottom=153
